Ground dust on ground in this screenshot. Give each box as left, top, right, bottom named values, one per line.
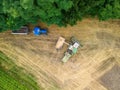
left=0, top=18, right=120, bottom=90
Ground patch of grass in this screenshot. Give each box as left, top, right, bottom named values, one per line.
left=0, top=51, right=42, bottom=90
left=0, top=68, right=29, bottom=90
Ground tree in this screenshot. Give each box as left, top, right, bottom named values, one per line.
left=0, top=0, right=120, bottom=32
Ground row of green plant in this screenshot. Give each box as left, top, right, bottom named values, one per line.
left=0, top=51, right=41, bottom=90
left=0, top=0, right=120, bottom=32
left=0, top=68, right=31, bottom=90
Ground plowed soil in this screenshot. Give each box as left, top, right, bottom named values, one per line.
left=0, top=19, right=120, bottom=90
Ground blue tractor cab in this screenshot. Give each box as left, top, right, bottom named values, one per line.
left=33, top=26, right=47, bottom=36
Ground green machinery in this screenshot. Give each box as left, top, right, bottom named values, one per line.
left=56, top=37, right=81, bottom=63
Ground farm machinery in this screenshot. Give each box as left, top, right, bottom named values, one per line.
left=11, top=26, right=48, bottom=35
left=56, top=37, right=81, bottom=63
left=33, top=26, right=47, bottom=36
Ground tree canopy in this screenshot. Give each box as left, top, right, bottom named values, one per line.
left=0, top=0, right=120, bottom=32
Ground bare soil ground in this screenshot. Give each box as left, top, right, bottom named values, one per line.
left=0, top=19, right=120, bottom=90
left=100, top=65, right=120, bottom=90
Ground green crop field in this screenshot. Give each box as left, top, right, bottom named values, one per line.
left=0, top=51, right=41, bottom=90
left=0, top=68, right=30, bottom=90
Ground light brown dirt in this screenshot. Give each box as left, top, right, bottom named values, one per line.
left=0, top=19, right=120, bottom=90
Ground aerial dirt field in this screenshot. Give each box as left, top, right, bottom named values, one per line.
left=0, top=19, right=120, bottom=90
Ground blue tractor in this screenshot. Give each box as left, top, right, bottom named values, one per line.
left=33, top=26, right=47, bottom=36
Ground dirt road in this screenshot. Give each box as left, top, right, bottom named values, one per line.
left=0, top=19, right=120, bottom=90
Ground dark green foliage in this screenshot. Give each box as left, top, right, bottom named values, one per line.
left=0, top=0, right=120, bottom=31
